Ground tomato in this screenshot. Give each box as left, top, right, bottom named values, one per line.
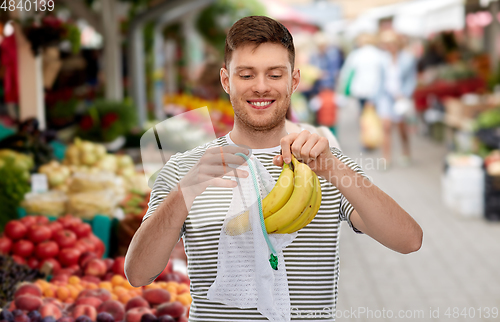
left=57, top=215, right=82, bottom=229
left=39, top=258, right=61, bottom=275
left=12, top=239, right=34, bottom=257
left=34, top=215, right=50, bottom=225
left=79, top=238, right=96, bottom=253
left=4, top=221, right=28, bottom=240
left=19, top=216, right=37, bottom=229
left=35, top=240, right=59, bottom=259
left=47, top=221, right=63, bottom=235
left=11, top=255, right=26, bottom=265
left=27, top=224, right=52, bottom=244
left=27, top=257, right=40, bottom=269
left=88, top=234, right=105, bottom=258
left=0, top=236, right=13, bottom=254
left=103, top=258, right=114, bottom=272
left=52, top=230, right=77, bottom=248
left=57, top=248, right=82, bottom=267
left=112, top=257, right=126, bottom=277
left=73, top=240, right=88, bottom=253
left=68, top=222, right=92, bottom=238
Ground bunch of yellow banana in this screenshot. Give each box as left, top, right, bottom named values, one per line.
left=225, top=155, right=322, bottom=236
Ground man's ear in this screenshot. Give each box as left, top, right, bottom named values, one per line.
left=292, top=68, right=301, bottom=93
left=220, top=67, right=230, bottom=94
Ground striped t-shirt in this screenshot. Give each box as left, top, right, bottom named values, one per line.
left=143, top=133, right=366, bottom=321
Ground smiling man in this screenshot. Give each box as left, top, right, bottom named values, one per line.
left=125, top=16, right=423, bottom=321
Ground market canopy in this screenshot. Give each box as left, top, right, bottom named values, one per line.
left=393, top=0, right=465, bottom=37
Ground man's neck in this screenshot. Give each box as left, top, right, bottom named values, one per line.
left=229, top=121, right=288, bottom=149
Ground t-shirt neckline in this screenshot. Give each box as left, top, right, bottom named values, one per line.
left=224, top=132, right=281, bottom=154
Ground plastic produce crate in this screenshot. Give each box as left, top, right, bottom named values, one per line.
left=17, top=208, right=117, bottom=258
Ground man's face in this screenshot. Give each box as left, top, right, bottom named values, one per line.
left=221, top=42, right=300, bottom=132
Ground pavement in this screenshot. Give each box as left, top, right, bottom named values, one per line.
left=334, top=101, right=500, bottom=322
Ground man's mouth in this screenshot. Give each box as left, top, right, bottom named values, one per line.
left=247, top=100, right=275, bottom=109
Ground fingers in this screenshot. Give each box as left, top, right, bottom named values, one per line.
left=280, top=132, right=300, bottom=164
left=280, top=131, right=331, bottom=166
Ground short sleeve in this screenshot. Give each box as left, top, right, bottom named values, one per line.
left=330, top=147, right=372, bottom=234
left=142, top=155, right=185, bottom=240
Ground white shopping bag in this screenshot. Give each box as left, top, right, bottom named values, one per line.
left=207, top=153, right=297, bottom=321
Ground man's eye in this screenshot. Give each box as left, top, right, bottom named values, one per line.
left=240, top=75, right=252, bottom=79
left=270, top=75, right=282, bottom=79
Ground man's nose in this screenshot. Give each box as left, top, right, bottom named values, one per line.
left=251, top=75, right=271, bottom=94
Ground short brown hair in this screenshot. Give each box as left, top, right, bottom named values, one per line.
left=224, top=16, right=295, bottom=71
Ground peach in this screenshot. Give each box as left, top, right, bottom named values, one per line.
left=125, top=296, right=150, bottom=311
left=43, top=297, right=64, bottom=309
left=14, top=294, right=43, bottom=311
left=75, top=296, right=103, bottom=309
left=103, top=258, right=114, bottom=272
left=177, top=316, right=188, bottom=322
left=98, top=300, right=125, bottom=322
left=40, top=302, right=63, bottom=320
left=81, top=275, right=101, bottom=285
left=77, top=288, right=112, bottom=303
left=124, top=307, right=153, bottom=322
left=84, top=259, right=107, bottom=277
left=51, top=274, right=70, bottom=285
left=142, top=289, right=170, bottom=306
left=72, top=305, right=97, bottom=321
left=14, top=283, right=42, bottom=298
left=155, top=302, right=185, bottom=319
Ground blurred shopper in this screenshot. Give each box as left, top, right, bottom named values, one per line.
left=290, top=34, right=322, bottom=124
left=377, top=30, right=417, bottom=167
left=309, top=33, right=343, bottom=134
left=337, top=33, right=384, bottom=111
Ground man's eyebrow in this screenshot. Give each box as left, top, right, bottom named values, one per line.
left=235, top=65, right=288, bottom=71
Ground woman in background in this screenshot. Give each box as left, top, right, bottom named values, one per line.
left=377, top=30, right=417, bottom=167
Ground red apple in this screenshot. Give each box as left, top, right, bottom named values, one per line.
left=34, top=215, right=50, bottom=224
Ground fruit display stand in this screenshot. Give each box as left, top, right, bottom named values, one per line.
left=17, top=209, right=117, bottom=259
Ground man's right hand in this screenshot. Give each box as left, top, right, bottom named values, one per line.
left=178, top=145, right=250, bottom=205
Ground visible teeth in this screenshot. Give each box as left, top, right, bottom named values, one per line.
left=251, top=101, right=272, bottom=107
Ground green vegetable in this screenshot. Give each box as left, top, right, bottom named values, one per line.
left=0, top=157, right=31, bottom=229
left=474, top=108, right=500, bottom=130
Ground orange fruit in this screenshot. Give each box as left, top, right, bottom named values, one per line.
left=111, top=275, right=125, bottom=287
left=111, top=293, right=118, bottom=301
left=68, top=276, right=81, bottom=285
left=177, top=283, right=189, bottom=294
left=166, top=286, right=177, bottom=302
left=98, top=281, right=113, bottom=292
left=118, top=292, right=132, bottom=304
left=56, top=286, right=70, bottom=301
left=67, top=285, right=79, bottom=299
left=43, top=287, right=55, bottom=298
left=113, top=285, right=127, bottom=296
left=86, top=283, right=98, bottom=290
left=176, top=292, right=192, bottom=306
left=144, top=283, right=160, bottom=290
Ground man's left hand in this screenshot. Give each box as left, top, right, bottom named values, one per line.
left=273, top=130, right=334, bottom=179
